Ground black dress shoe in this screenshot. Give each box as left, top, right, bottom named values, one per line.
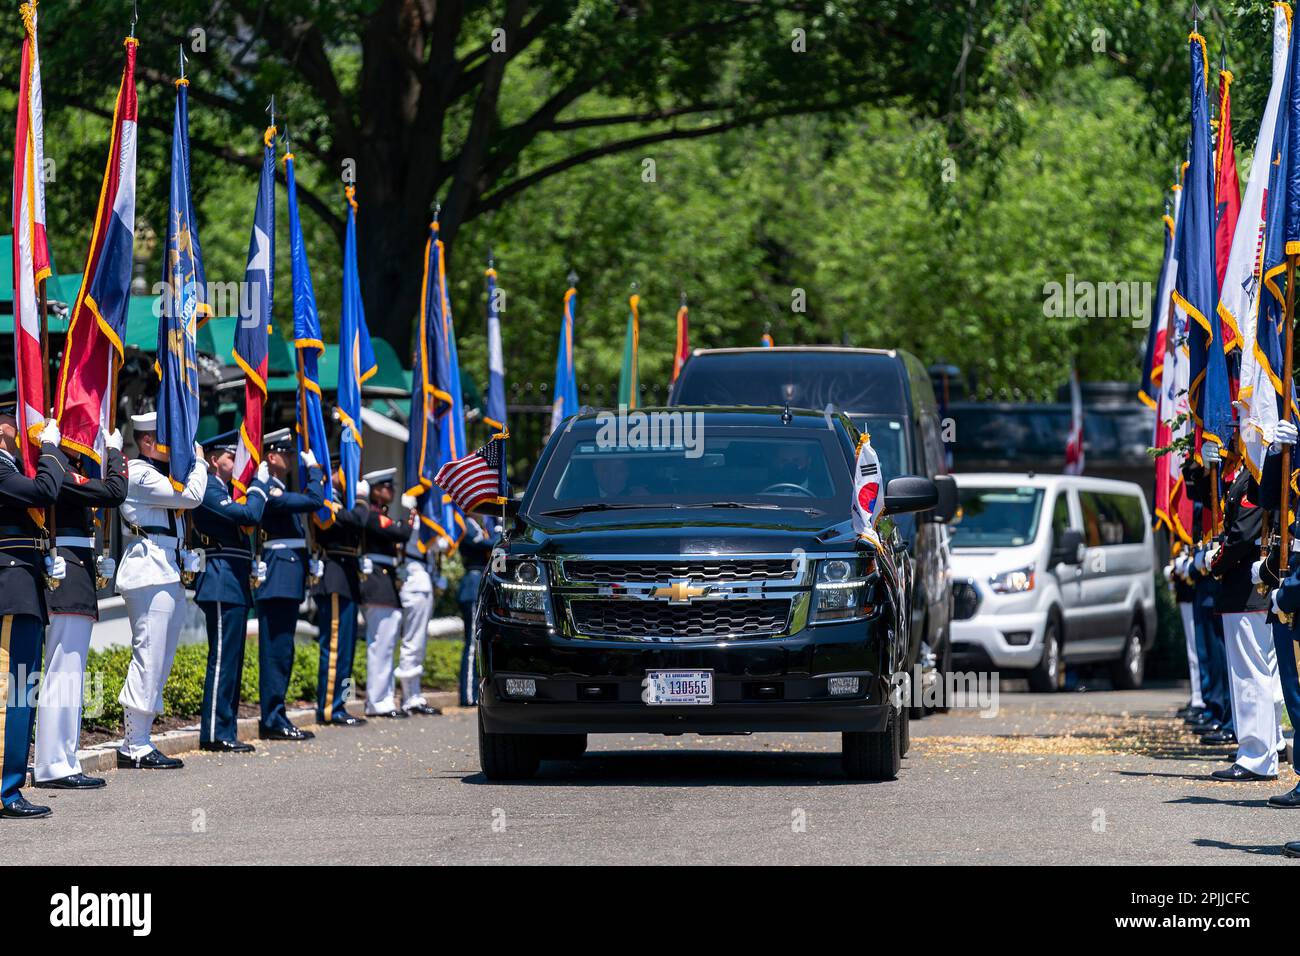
left=0, top=795, right=51, bottom=818
left=1201, top=730, right=1237, bottom=745
left=258, top=724, right=315, bottom=741
left=118, top=748, right=184, bottom=770
left=1269, top=787, right=1300, bottom=808
left=200, top=739, right=255, bottom=753
left=1211, top=763, right=1277, bottom=782
left=33, top=773, right=106, bottom=790
left=403, top=703, right=441, bottom=716
left=373, top=709, right=408, bottom=719
left=325, top=714, right=367, bottom=726
left=1284, top=841, right=1300, bottom=858
left=1187, top=715, right=1218, bottom=730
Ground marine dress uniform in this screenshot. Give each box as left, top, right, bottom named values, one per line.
left=192, top=432, right=271, bottom=751
left=253, top=429, right=326, bottom=739
left=0, top=418, right=67, bottom=817
left=312, top=488, right=367, bottom=725
left=1183, top=459, right=1234, bottom=741
left=1171, top=543, right=1205, bottom=717
left=116, top=412, right=207, bottom=769
left=396, top=518, right=440, bottom=715
left=359, top=469, right=411, bottom=717
left=33, top=434, right=126, bottom=789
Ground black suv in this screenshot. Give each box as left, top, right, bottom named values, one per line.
left=475, top=407, right=939, bottom=781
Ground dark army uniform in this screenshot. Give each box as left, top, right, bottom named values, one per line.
left=312, top=493, right=368, bottom=724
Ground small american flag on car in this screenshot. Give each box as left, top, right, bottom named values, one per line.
left=434, top=434, right=508, bottom=513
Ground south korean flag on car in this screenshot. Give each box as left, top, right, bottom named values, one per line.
left=851, top=432, right=882, bottom=545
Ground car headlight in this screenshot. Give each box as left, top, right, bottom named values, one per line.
left=492, top=559, right=552, bottom=624
left=989, top=564, right=1035, bottom=594
left=811, top=556, right=877, bottom=624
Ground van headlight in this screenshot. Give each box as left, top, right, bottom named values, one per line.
left=491, top=559, right=552, bottom=624
left=811, top=556, right=876, bottom=624
left=989, top=564, right=1035, bottom=594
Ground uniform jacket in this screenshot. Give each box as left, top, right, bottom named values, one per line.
left=1210, top=468, right=1267, bottom=613
left=193, top=471, right=271, bottom=606
left=116, top=455, right=207, bottom=592
left=253, top=466, right=326, bottom=603
left=360, top=503, right=409, bottom=608
left=313, top=497, right=367, bottom=603
left=0, top=441, right=69, bottom=623
left=49, top=448, right=127, bottom=618
left=1261, top=453, right=1300, bottom=615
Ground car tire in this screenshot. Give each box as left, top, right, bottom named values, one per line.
left=842, top=708, right=900, bottom=781
left=1027, top=615, right=1064, bottom=693
left=898, top=702, right=911, bottom=758
left=1110, top=622, right=1146, bottom=690
left=537, top=733, right=588, bottom=760
left=933, top=633, right=952, bottom=713
left=477, top=709, right=541, bottom=780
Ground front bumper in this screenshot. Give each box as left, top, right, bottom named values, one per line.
left=950, top=611, right=1048, bottom=670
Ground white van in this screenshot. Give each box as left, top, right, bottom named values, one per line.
left=947, top=474, right=1157, bottom=691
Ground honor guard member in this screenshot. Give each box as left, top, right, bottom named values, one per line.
left=312, top=470, right=368, bottom=725
left=1167, top=541, right=1206, bottom=722
left=457, top=514, right=500, bottom=707
left=192, top=431, right=272, bottom=753
left=253, top=428, right=326, bottom=740
left=1206, top=444, right=1282, bottom=781
left=359, top=468, right=410, bottom=718
left=396, top=496, right=440, bottom=715
left=0, top=405, right=66, bottom=817
left=33, top=427, right=126, bottom=790
left=117, top=411, right=207, bottom=769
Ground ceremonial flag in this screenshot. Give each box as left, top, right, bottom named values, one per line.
left=404, top=222, right=441, bottom=552
left=12, top=0, right=50, bottom=476
left=231, top=125, right=276, bottom=500
left=1063, top=366, right=1085, bottom=475
left=1139, top=202, right=1177, bottom=411
left=1226, top=2, right=1290, bottom=480
left=1180, top=31, right=1233, bottom=458
left=1150, top=193, right=1179, bottom=531
left=618, top=291, right=639, bottom=409
left=550, top=283, right=579, bottom=434
left=1164, top=172, right=1196, bottom=541
left=286, top=152, right=333, bottom=526
left=850, top=432, right=883, bottom=545
left=433, top=435, right=508, bottom=515
left=429, top=216, right=467, bottom=546
left=154, top=71, right=208, bottom=490
left=337, top=187, right=377, bottom=512
left=484, top=258, right=507, bottom=432
left=54, top=36, right=138, bottom=467
left=1215, top=64, right=1242, bottom=302
left=671, top=294, right=690, bottom=384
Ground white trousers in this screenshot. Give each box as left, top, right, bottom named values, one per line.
left=119, top=583, right=186, bottom=756
left=364, top=605, right=402, bottom=714
left=1223, top=611, right=1282, bottom=776
left=397, top=585, right=433, bottom=708
left=34, top=614, right=94, bottom=781
left=1178, top=602, right=1204, bottom=709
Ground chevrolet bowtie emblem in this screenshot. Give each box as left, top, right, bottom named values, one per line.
left=655, top=579, right=711, bottom=604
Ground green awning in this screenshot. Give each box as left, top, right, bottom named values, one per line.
left=266, top=338, right=412, bottom=396
left=195, top=315, right=296, bottom=376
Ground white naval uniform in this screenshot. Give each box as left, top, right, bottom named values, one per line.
left=1178, top=602, right=1204, bottom=709
left=34, top=615, right=94, bottom=781
left=115, top=454, right=207, bottom=758
left=364, top=607, right=402, bottom=714
left=396, top=526, right=435, bottom=710
left=1222, top=611, right=1282, bottom=776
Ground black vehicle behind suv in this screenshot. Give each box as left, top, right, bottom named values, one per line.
left=475, top=407, right=939, bottom=781
left=669, top=347, right=956, bottom=709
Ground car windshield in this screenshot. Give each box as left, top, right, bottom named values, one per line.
left=950, top=487, right=1045, bottom=548
left=530, top=426, right=850, bottom=514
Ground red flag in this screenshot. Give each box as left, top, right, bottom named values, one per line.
left=1214, top=67, right=1241, bottom=354
left=12, top=1, right=51, bottom=477
left=671, top=298, right=690, bottom=383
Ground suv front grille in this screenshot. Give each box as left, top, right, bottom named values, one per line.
left=567, top=599, right=791, bottom=639
left=953, top=580, right=980, bottom=620
left=561, top=559, right=798, bottom=584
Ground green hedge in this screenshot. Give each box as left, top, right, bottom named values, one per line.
left=83, top=635, right=465, bottom=728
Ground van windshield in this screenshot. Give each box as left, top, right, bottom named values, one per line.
left=950, top=487, right=1045, bottom=548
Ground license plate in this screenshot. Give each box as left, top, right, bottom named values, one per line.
left=644, top=670, right=713, bottom=705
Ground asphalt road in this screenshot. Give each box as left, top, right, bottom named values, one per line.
left=3, top=685, right=1298, bottom=865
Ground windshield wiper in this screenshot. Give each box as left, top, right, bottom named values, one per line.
left=679, top=501, right=825, bottom=514
left=537, top=502, right=662, bottom=517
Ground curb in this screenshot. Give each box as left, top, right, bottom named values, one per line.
left=54, top=690, right=463, bottom=778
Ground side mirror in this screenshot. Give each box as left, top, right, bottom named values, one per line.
left=931, top=475, right=959, bottom=524
left=1052, top=528, right=1085, bottom=566
left=883, top=475, right=939, bottom=515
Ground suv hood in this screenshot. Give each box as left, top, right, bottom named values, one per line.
left=949, top=543, right=1041, bottom=578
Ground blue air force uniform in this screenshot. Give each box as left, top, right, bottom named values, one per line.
left=0, top=428, right=67, bottom=815
left=312, top=493, right=368, bottom=723
left=192, top=431, right=271, bottom=747
left=253, top=430, right=326, bottom=736
left=1183, top=460, right=1234, bottom=738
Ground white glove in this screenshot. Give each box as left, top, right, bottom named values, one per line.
left=301, top=448, right=318, bottom=469
left=105, top=428, right=123, bottom=452
left=401, top=494, right=418, bottom=511
left=96, top=555, right=116, bottom=580
left=361, top=556, right=374, bottom=575
left=1162, top=563, right=1174, bottom=583
left=256, top=460, right=270, bottom=483
left=193, top=441, right=204, bottom=461
left=356, top=479, right=370, bottom=502
left=1272, top=588, right=1283, bottom=615
left=38, top=419, right=60, bottom=447
left=1202, top=442, right=1222, bottom=465
left=181, top=548, right=204, bottom=573
left=1252, top=559, right=1264, bottom=585
left=254, top=559, right=268, bottom=584
left=310, top=558, right=324, bottom=579
left=1274, top=420, right=1300, bottom=448
left=44, top=554, right=65, bottom=580
left=436, top=537, right=450, bottom=554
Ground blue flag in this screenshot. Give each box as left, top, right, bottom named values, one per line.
left=338, top=188, right=377, bottom=512
left=155, top=77, right=208, bottom=490
left=550, top=284, right=578, bottom=434
left=1179, top=33, right=1232, bottom=456
left=484, top=258, right=507, bottom=433
left=286, top=152, right=334, bottom=527
left=405, top=222, right=442, bottom=552
left=428, top=217, right=466, bottom=547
